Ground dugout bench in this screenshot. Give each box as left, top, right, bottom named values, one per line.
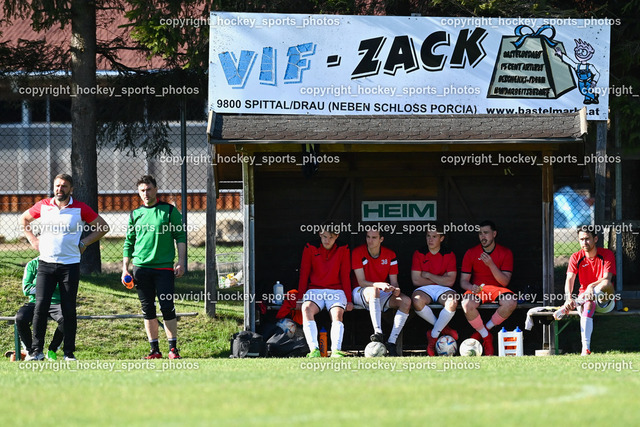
left=1, top=312, right=198, bottom=362
left=527, top=308, right=640, bottom=355
left=265, top=302, right=541, bottom=356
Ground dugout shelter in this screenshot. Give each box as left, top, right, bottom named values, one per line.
left=207, top=110, right=588, bottom=353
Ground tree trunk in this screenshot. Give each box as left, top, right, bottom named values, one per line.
left=70, top=0, right=100, bottom=274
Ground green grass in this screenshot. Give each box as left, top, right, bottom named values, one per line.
left=554, top=241, right=581, bottom=257
left=1, top=355, right=640, bottom=425
left=0, top=265, right=244, bottom=360
left=3, top=259, right=640, bottom=425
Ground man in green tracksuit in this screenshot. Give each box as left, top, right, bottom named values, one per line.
left=122, top=175, right=187, bottom=359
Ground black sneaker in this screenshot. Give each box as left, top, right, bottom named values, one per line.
left=64, top=353, right=77, bottom=361
left=385, top=342, right=398, bottom=357
left=25, top=351, right=45, bottom=361
left=370, top=332, right=384, bottom=343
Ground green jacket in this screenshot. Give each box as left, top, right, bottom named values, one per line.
left=123, top=201, right=187, bottom=268
left=23, top=258, right=61, bottom=304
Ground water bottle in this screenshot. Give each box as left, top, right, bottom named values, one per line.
left=122, top=275, right=134, bottom=289
left=553, top=306, right=568, bottom=320
left=318, top=328, right=328, bottom=357
left=273, top=281, right=284, bottom=306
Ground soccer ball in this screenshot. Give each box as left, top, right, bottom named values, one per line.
left=276, top=318, right=297, bottom=338
left=364, top=341, right=388, bottom=357
left=459, top=338, right=483, bottom=357
left=435, top=335, right=457, bottom=356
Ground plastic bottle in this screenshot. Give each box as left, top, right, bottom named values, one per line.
left=553, top=306, right=567, bottom=320
left=273, top=281, right=284, bottom=306
left=122, top=275, right=134, bottom=289
left=318, top=328, right=328, bottom=357
left=498, top=327, right=523, bottom=356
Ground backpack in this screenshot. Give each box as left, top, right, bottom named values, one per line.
left=229, top=331, right=267, bottom=358
left=266, top=329, right=309, bottom=358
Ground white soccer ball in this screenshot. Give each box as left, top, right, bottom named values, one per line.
left=435, top=335, right=457, bottom=356
left=276, top=318, right=297, bottom=338
left=364, top=341, right=388, bottom=358
left=459, top=338, right=483, bottom=357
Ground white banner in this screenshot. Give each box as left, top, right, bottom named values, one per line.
left=209, top=13, right=611, bottom=120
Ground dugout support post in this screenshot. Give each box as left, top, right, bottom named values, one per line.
left=541, top=149, right=555, bottom=354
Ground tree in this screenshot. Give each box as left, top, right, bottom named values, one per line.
left=2, top=0, right=102, bottom=273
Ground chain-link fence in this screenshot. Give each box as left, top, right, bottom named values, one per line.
left=554, top=185, right=594, bottom=257
left=0, top=120, right=243, bottom=281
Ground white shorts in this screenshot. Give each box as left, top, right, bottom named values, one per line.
left=352, top=287, right=392, bottom=312
left=413, top=285, right=455, bottom=303
left=303, top=289, right=347, bottom=311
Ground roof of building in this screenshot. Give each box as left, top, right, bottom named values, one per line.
left=0, top=13, right=168, bottom=71
left=207, top=110, right=587, bottom=144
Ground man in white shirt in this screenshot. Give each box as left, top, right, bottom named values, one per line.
left=20, top=174, right=109, bottom=361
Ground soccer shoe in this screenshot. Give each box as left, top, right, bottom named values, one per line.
left=482, top=333, right=494, bottom=356
left=64, top=353, right=77, bottom=361
left=370, top=332, right=384, bottom=343
left=581, top=348, right=592, bottom=356
left=426, top=330, right=437, bottom=357
left=330, top=350, right=347, bottom=358
left=25, top=351, right=45, bottom=361
left=46, top=350, right=58, bottom=361
left=441, top=325, right=459, bottom=341
left=144, top=350, right=163, bottom=359
left=385, top=342, right=398, bottom=357
left=168, top=348, right=182, bottom=359
left=306, top=348, right=321, bottom=358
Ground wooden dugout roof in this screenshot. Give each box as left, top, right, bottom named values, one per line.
left=207, top=110, right=587, bottom=147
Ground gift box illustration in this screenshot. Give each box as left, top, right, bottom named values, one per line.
left=488, top=25, right=576, bottom=99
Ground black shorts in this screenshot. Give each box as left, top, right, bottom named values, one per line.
left=133, top=267, right=176, bottom=321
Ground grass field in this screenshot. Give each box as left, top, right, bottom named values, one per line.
left=1, top=355, right=640, bottom=425
left=2, top=258, right=640, bottom=425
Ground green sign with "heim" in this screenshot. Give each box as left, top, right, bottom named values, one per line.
left=362, top=201, right=437, bottom=221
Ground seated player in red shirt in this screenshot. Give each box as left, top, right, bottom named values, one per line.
left=298, top=229, right=353, bottom=357
left=460, top=220, right=517, bottom=355
left=559, top=225, right=616, bottom=356
left=411, top=225, right=459, bottom=356
left=352, top=229, right=411, bottom=357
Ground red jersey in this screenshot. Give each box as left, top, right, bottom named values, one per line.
left=298, top=242, right=351, bottom=302
left=461, top=244, right=513, bottom=287
left=568, top=247, right=616, bottom=292
left=351, top=245, right=398, bottom=286
left=28, top=197, right=98, bottom=264
left=411, top=246, right=457, bottom=277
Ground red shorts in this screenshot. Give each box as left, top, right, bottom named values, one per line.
left=464, top=285, right=513, bottom=304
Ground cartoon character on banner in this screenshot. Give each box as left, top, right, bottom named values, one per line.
left=555, top=39, right=600, bottom=105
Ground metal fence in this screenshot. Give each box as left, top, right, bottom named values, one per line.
left=0, top=121, right=243, bottom=283
left=553, top=185, right=595, bottom=258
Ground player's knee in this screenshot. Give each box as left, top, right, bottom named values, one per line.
left=412, top=293, right=427, bottom=310
left=160, top=305, right=176, bottom=321
left=399, top=295, right=411, bottom=312
left=141, top=304, right=157, bottom=320
left=444, top=296, right=458, bottom=311
left=502, top=296, right=518, bottom=312
left=462, top=297, right=477, bottom=311
left=302, top=303, right=316, bottom=320
left=363, top=286, right=376, bottom=299
left=331, top=307, right=345, bottom=322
